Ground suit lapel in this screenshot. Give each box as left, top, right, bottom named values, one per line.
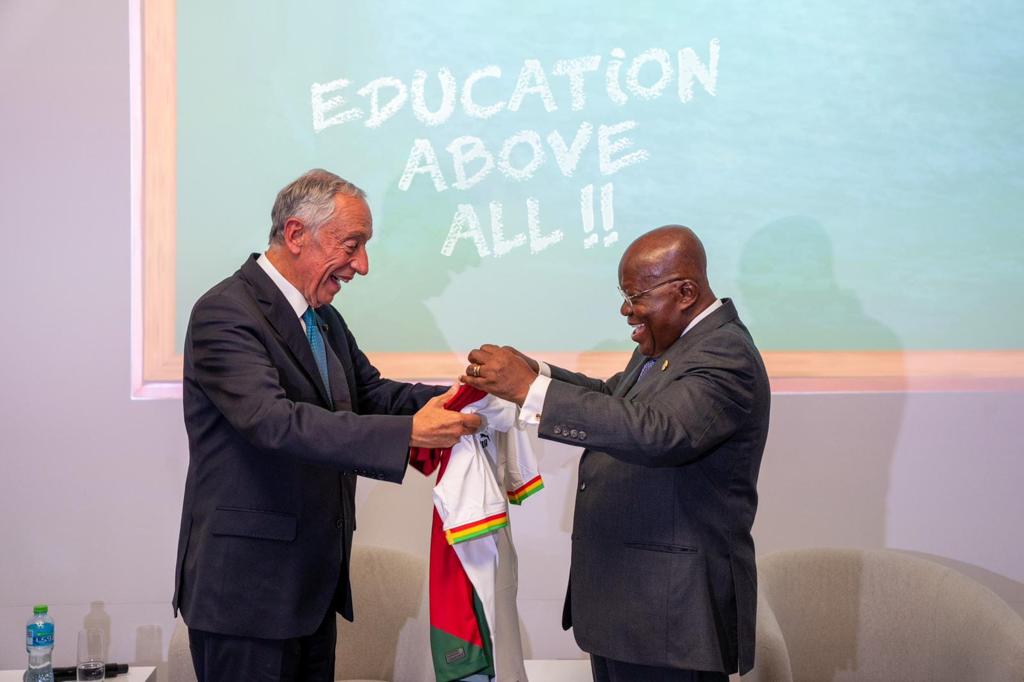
left=318, top=314, right=353, bottom=411
left=319, top=307, right=359, bottom=410
left=239, top=255, right=333, bottom=406
left=673, top=298, right=738, bottom=350
left=626, top=344, right=683, bottom=399
left=613, top=352, right=647, bottom=397
left=625, top=299, right=740, bottom=399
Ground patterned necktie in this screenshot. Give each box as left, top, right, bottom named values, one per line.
left=628, top=358, right=656, bottom=392
left=302, top=307, right=331, bottom=395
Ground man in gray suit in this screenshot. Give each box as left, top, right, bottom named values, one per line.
left=462, top=226, right=770, bottom=681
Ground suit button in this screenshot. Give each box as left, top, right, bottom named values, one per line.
left=579, top=482, right=587, bottom=491
left=579, top=430, right=587, bottom=439
left=554, top=425, right=563, bottom=435
left=335, top=518, right=343, bottom=529
left=569, top=429, right=578, bottom=438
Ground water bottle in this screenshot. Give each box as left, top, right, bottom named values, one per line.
left=25, top=604, right=54, bottom=682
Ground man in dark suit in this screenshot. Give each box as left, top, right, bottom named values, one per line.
left=173, top=169, right=480, bottom=681
left=462, top=226, right=770, bottom=681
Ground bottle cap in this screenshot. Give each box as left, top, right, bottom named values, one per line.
left=33, top=604, right=48, bottom=614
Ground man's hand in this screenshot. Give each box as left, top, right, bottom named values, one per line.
left=503, top=346, right=540, bottom=373
left=461, top=344, right=538, bottom=405
left=410, top=385, right=482, bottom=449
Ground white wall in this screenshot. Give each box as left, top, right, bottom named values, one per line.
left=0, top=0, right=187, bottom=670
left=1, top=0, right=1022, bottom=672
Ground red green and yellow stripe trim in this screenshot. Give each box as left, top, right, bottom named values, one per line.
left=508, top=475, right=545, bottom=505
left=445, top=512, right=509, bottom=545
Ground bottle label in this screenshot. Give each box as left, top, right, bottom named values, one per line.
left=26, top=622, right=54, bottom=647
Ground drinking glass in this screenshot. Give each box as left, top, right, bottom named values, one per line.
left=76, top=628, right=105, bottom=681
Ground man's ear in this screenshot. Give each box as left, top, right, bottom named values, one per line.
left=678, top=279, right=699, bottom=308
left=282, top=218, right=306, bottom=255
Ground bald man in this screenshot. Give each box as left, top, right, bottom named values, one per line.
left=463, top=226, right=770, bottom=681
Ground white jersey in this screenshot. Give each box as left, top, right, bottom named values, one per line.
left=433, top=392, right=543, bottom=682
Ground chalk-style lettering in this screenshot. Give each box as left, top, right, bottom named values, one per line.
left=580, top=183, right=616, bottom=247
left=441, top=204, right=490, bottom=257
left=598, top=120, right=649, bottom=176
left=552, top=56, right=602, bottom=111
left=600, top=183, right=617, bottom=246
left=508, top=59, right=558, bottom=113
left=547, top=122, right=594, bottom=177
left=528, top=198, right=563, bottom=253
left=625, top=48, right=673, bottom=101
left=462, top=66, right=506, bottom=119
left=497, top=130, right=546, bottom=181
left=604, top=48, right=628, bottom=106
left=446, top=136, right=495, bottom=190
left=312, top=41, right=721, bottom=131
left=678, top=39, right=720, bottom=102
left=580, top=184, right=597, bottom=248
left=412, top=68, right=457, bottom=126
left=358, top=76, right=408, bottom=129
left=398, top=139, right=448, bottom=192
left=489, top=201, right=527, bottom=257
left=311, top=78, right=363, bottom=132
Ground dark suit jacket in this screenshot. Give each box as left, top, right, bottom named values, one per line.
left=542, top=299, right=770, bottom=675
left=172, top=254, right=442, bottom=639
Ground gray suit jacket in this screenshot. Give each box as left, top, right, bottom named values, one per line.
left=542, top=299, right=770, bottom=675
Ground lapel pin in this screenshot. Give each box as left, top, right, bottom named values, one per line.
left=661, top=360, right=669, bottom=372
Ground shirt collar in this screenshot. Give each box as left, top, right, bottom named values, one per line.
left=257, top=252, right=309, bottom=319
left=681, top=298, right=722, bottom=337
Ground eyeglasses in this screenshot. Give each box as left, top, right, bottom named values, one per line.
left=617, top=278, right=684, bottom=308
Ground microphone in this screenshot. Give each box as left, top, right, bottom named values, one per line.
left=53, top=663, right=129, bottom=680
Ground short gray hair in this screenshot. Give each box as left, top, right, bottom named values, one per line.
left=268, top=169, right=367, bottom=245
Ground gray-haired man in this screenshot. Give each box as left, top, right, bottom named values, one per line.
left=173, top=169, right=479, bottom=681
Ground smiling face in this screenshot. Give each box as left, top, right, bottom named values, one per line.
left=617, top=226, right=709, bottom=357
left=618, top=257, right=690, bottom=358
left=292, top=194, right=372, bottom=307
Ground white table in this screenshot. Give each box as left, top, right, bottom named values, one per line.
left=2, top=662, right=591, bottom=682
left=524, top=659, right=592, bottom=681
left=0, top=667, right=155, bottom=682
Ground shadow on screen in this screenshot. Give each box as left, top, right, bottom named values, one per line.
left=335, top=177, right=483, bottom=354
left=737, top=215, right=907, bottom=670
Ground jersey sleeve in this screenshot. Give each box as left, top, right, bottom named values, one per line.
left=433, top=434, right=510, bottom=545
left=499, top=423, right=544, bottom=506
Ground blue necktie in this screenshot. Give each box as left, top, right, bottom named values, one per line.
left=303, top=307, right=331, bottom=395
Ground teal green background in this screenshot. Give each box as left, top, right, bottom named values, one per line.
left=176, top=0, right=1024, bottom=354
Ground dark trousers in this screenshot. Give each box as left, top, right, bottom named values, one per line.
left=188, top=606, right=337, bottom=682
left=590, top=654, right=729, bottom=682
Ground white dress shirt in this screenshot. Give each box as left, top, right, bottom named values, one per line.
left=257, top=252, right=312, bottom=332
